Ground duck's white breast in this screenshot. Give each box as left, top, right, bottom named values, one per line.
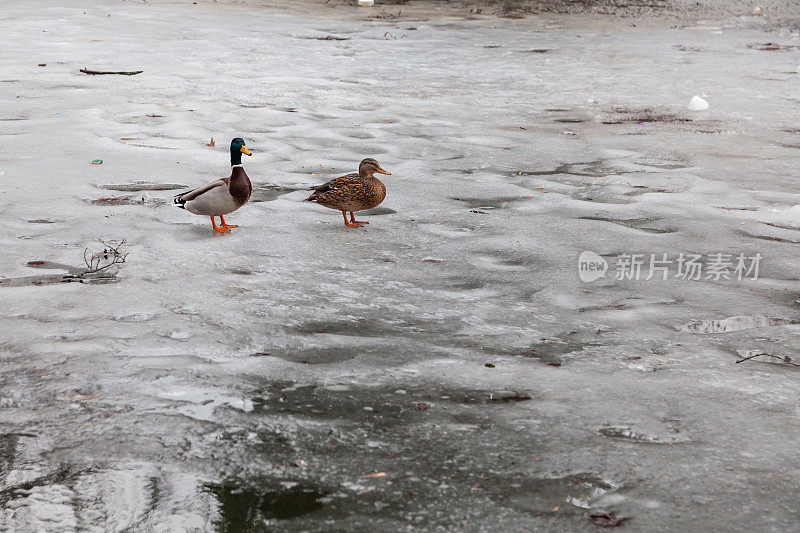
left=185, top=184, right=239, bottom=216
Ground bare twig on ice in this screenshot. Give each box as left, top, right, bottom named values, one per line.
left=735, top=352, right=800, bottom=367
left=80, top=68, right=143, bottom=76
left=83, top=239, right=129, bottom=274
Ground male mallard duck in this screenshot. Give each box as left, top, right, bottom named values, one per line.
left=173, top=138, right=253, bottom=233
left=303, top=158, right=390, bottom=228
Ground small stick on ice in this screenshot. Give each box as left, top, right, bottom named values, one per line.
left=735, top=352, right=799, bottom=366
left=80, top=68, right=143, bottom=76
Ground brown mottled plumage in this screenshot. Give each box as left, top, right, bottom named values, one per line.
left=303, top=158, right=390, bottom=228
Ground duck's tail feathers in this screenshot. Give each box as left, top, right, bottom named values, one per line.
left=173, top=193, right=187, bottom=209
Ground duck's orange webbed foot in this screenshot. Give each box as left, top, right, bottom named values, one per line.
left=211, top=216, right=230, bottom=233
left=342, top=211, right=366, bottom=228
left=349, top=212, right=369, bottom=226
left=219, top=215, right=238, bottom=228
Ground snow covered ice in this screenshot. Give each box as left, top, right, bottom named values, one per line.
left=1, top=0, right=800, bottom=530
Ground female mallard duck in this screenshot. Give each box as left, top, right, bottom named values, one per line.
left=303, top=158, right=391, bottom=228
left=173, top=138, right=253, bottom=233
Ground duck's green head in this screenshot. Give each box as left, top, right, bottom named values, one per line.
left=230, top=137, right=252, bottom=166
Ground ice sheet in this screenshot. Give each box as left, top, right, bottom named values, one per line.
left=1, top=1, right=800, bottom=530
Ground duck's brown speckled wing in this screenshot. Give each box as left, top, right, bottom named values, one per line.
left=307, top=173, right=360, bottom=195
left=305, top=173, right=365, bottom=209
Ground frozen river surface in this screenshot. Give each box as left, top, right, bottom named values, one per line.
left=1, top=1, right=800, bottom=530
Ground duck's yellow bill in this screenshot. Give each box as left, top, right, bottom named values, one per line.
left=376, top=167, right=391, bottom=175
left=240, top=146, right=252, bottom=155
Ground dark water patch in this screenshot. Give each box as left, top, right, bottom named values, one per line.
left=206, top=483, right=325, bottom=530
left=509, top=160, right=609, bottom=178
left=444, top=278, right=485, bottom=290
left=716, top=205, right=758, bottom=212
left=342, top=130, right=376, bottom=140
left=673, top=44, right=704, bottom=52
left=578, top=216, right=675, bottom=234
left=451, top=196, right=531, bottom=208
left=88, top=195, right=168, bottom=206
left=522, top=48, right=551, bottom=53
left=299, top=35, right=350, bottom=41
left=248, top=382, right=406, bottom=421
left=99, top=182, right=187, bottom=192
left=520, top=339, right=585, bottom=365
left=572, top=193, right=632, bottom=205
left=268, top=346, right=366, bottom=365
left=636, top=159, right=688, bottom=170
left=313, top=28, right=358, bottom=34
left=554, top=118, right=587, bottom=123
left=361, top=206, right=396, bottom=215
left=578, top=303, right=628, bottom=313
left=624, top=187, right=677, bottom=196
left=0, top=271, right=119, bottom=287
left=602, top=107, right=691, bottom=124
left=746, top=42, right=800, bottom=52
left=289, top=318, right=419, bottom=338
left=496, top=257, right=527, bottom=267
left=560, top=161, right=613, bottom=178
left=48, top=84, right=93, bottom=91
left=25, top=260, right=83, bottom=274
left=250, top=183, right=305, bottom=203
left=250, top=382, right=536, bottom=425
left=307, top=112, right=337, bottom=121
left=492, top=392, right=533, bottom=403
left=27, top=219, right=58, bottom=224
